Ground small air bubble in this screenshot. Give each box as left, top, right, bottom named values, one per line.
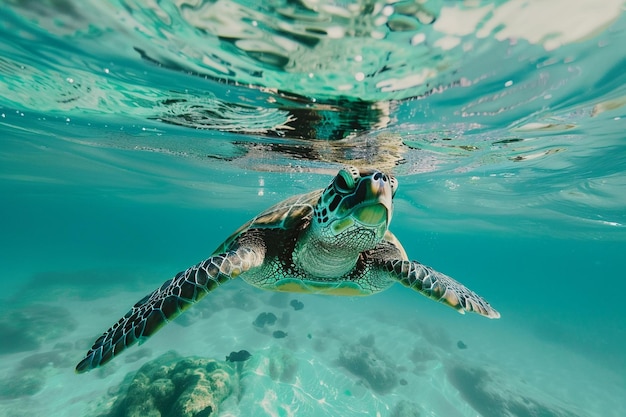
left=504, top=80, right=513, bottom=87
left=1, top=113, right=5, bottom=118
left=411, top=33, right=426, bottom=45
left=66, top=77, right=74, bottom=84
left=104, top=68, right=110, bottom=74
left=326, top=26, right=344, bottom=39
left=66, top=117, right=70, bottom=122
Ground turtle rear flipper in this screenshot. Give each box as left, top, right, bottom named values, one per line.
left=75, top=248, right=263, bottom=373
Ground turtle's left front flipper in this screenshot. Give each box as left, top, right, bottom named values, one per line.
left=75, top=247, right=263, bottom=373
left=384, top=259, right=500, bottom=319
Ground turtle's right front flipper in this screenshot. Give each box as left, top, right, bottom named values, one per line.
left=75, top=247, right=263, bottom=373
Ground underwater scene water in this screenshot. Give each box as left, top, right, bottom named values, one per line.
left=1, top=0, right=625, bottom=416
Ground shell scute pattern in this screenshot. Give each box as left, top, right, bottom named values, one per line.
left=216, top=190, right=320, bottom=254
left=251, top=190, right=320, bottom=228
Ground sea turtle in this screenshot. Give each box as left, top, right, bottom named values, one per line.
left=76, top=167, right=499, bottom=373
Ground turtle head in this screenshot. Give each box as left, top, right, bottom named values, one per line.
left=312, top=166, right=397, bottom=250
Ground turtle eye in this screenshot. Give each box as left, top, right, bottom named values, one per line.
left=334, top=169, right=355, bottom=193
left=389, top=176, right=398, bottom=196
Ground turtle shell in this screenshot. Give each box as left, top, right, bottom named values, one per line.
left=213, top=189, right=323, bottom=254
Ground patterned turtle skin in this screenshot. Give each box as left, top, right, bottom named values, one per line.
left=76, top=167, right=499, bottom=373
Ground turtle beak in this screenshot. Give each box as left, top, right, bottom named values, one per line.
left=370, top=173, right=394, bottom=220
left=352, top=173, right=393, bottom=227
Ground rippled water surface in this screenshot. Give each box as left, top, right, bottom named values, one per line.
left=1, top=1, right=625, bottom=416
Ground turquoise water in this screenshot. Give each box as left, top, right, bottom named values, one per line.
left=1, top=1, right=625, bottom=416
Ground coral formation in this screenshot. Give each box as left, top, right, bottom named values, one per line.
left=447, top=364, right=582, bottom=417
left=338, top=342, right=398, bottom=394
left=99, top=352, right=237, bottom=417
left=268, top=349, right=298, bottom=383
left=391, top=400, right=422, bottom=417
left=0, top=304, right=76, bottom=354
